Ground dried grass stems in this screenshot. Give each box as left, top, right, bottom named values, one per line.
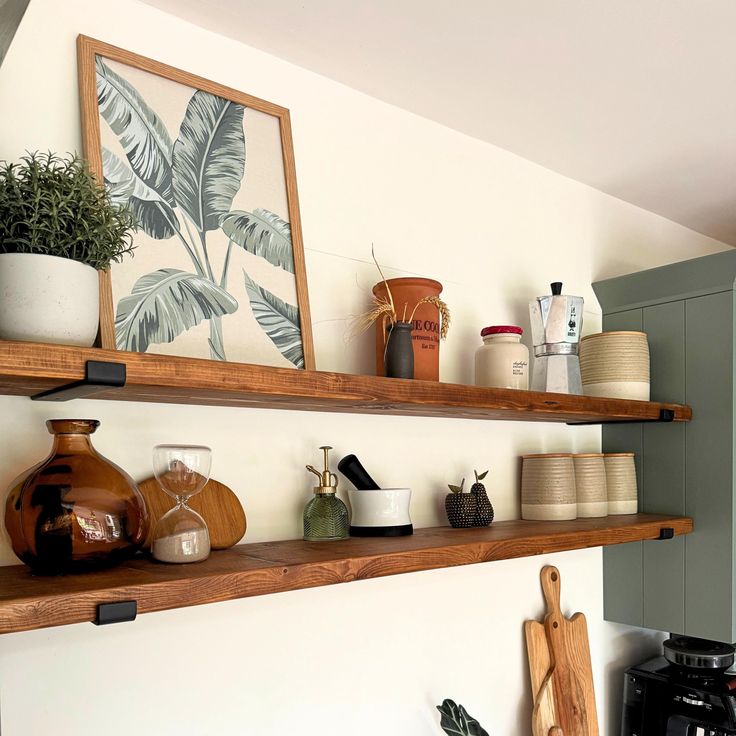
left=352, top=295, right=395, bottom=336
left=351, top=246, right=451, bottom=342
left=409, top=295, right=451, bottom=340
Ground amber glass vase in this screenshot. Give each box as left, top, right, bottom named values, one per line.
left=4, top=419, right=148, bottom=574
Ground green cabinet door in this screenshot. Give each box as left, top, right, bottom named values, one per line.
left=596, top=250, right=736, bottom=641
left=641, top=301, right=686, bottom=634
left=601, top=302, right=686, bottom=633
left=684, top=291, right=734, bottom=640
left=602, top=308, right=644, bottom=628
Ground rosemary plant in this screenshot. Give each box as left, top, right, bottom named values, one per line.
left=0, top=152, right=136, bottom=270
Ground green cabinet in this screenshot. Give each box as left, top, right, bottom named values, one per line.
left=595, top=250, right=736, bottom=641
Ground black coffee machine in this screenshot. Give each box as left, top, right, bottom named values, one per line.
left=622, top=636, right=736, bottom=735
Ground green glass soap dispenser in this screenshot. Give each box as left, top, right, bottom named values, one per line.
left=304, top=446, right=349, bottom=541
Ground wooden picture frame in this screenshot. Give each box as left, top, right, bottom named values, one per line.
left=77, top=35, right=315, bottom=370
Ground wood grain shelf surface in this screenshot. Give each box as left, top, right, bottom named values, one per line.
left=0, top=341, right=691, bottom=423
left=0, top=514, right=692, bottom=634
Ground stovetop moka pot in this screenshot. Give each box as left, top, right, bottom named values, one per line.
left=529, top=281, right=584, bottom=394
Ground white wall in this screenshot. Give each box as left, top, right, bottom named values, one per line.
left=0, top=1, right=727, bottom=734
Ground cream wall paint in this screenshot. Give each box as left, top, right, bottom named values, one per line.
left=0, top=0, right=727, bottom=734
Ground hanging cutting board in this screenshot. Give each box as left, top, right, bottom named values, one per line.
left=138, top=476, right=246, bottom=550
left=541, top=565, right=598, bottom=736
left=524, top=615, right=560, bottom=736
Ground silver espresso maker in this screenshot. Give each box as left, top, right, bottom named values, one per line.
left=529, top=282, right=583, bottom=394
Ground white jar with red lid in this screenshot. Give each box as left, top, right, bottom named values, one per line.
left=475, top=325, right=529, bottom=390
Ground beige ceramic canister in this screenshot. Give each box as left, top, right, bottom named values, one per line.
left=579, top=331, right=650, bottom=400
left=475, top=325, right=530, bottom=390
left=521, top=454, right=577, bottom=521
left=604, top=453, right=638, bottom=514
left=572, top=453, right=608, bottom=518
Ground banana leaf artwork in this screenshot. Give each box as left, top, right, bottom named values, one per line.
left=77, top=36, right=314, bottom=369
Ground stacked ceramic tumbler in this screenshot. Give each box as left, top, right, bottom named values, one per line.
left=521, top=452, right=637, bottom=520
left=573, top=454, right=608, bottom=518
left=579, top=331, right=650, bottom=400
left=604, top=453, right=639, bottom=514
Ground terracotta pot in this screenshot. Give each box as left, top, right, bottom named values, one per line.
left=372, top=277, right=443, bottom=380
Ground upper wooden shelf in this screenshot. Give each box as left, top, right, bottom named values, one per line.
left=0, top=341, right=691, bottom=423
left=0, top=514, right=692, bottom=634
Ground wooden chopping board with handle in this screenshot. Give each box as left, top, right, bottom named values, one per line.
left=541, top=565, right=598, bottom=736
left=524, top=615, right=560, bottom=736
left=138, top=476, right=246, bottom=550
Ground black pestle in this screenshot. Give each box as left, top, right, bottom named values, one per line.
left=338, top=454, right=381, bottom=490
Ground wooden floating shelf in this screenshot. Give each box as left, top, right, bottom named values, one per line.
left=0, top=341, right=691, bottom=423
left=0, top=514, right=692, bottom=634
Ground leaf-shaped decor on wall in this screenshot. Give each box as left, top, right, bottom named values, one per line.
left=115, top=268, right=238, bottom=352
left=220, top=208, right=294, bottom=273
left=96, top=57, right=174, bottom=204
left=102, top=148, right=177, bottom=239
left=436, top=700, right=490, bottom=736
left=173, top=91, right=245, bottom=233
left=242, top=270, right=304, bottom=368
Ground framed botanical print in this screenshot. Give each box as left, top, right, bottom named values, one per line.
left=77, top=35, right=315, bottom=369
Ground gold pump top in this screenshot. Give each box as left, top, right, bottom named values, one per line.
left=306, top=445, right=338, bottom=495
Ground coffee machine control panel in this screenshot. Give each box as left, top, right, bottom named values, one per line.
left=622, top=668, right=736, bottom=736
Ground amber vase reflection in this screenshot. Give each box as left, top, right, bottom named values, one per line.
left=4, top=419, right=148, bottom=574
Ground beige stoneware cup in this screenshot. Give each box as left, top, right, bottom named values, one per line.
left=521, top=454, right=577, bottom=521
left=572, top=453, right=608, bottom=518
left=604, top=453, right=638, bottom=514
left=579, top=331, right=650, bottom=400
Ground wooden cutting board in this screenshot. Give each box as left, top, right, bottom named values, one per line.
left=138, top=476, right=246, bottom=550
left=524, top=617, right=559, bottom=736
left=541, top=565, right=598, bottom=736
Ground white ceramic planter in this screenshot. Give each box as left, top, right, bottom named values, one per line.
left=0, top=253, right=99, bottom=347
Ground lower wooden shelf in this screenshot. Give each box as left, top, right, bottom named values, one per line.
left=0, top=514, right=692, bottom=635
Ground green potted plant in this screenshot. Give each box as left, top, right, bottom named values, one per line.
left=0, top=152, right=136, bottom=346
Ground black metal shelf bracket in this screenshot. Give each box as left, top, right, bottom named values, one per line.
left=94, top=600, right=137, bottom=626
left=658, top=527, right=675, bottom=541
left=567, top=408, right=675, bottom=426
left=31, top=360, right=126, bottom=402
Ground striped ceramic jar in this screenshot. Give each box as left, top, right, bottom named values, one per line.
left=579, top=331, right=650, bottom=400
left=572, top=453, right=608, bottom=518
left=521, top=454, right=577, bottom=521
left=604, top=453, right=638, bottom=514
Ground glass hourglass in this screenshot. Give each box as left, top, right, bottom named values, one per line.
left=151, top=445, right=212, bottom=564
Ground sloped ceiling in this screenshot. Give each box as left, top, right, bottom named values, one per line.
left=0, top=0, right=30, bottom=67
left=141, top=0, right=736, bottom=245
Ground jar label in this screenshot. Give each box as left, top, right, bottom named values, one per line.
left=566, top=303, right=580, bottom=340
left=412, top=318, right=439, bottom=352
